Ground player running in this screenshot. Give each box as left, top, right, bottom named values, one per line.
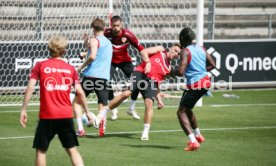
left=171, top=27, right=216, bottom=151
left=73, top=18, right=113, bottom=136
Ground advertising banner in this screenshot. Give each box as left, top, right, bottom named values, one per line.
left=204, top=41, right=276, bottom=83
left=1, top=40, right=275, bottom=88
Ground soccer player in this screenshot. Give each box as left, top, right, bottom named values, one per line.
left=97, top=44, right=181, bottom=140
left=79, top=16, right=144, bottom=121
left=171, top=27, right=215, bottom=151
left=104, top=15, right=145, bottom=120
left=19, top=36, right=93, bottom=165
left=73, top=18, right=113, bottom=136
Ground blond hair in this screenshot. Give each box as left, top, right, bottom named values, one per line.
left=91, top=18, right=105, bottom=32
left=48, top=36, right=68, bottom=57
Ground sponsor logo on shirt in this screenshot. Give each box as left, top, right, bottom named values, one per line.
left=155, top=58, right=160, bottom=63
left=44, top=67, right=71, bottom=74
left=121, top=37, right=127, bottom=43
left=44, top=77, right=69, bottom=91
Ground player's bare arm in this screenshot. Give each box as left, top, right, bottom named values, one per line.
left=20, top=78, right=37, bottom=127
left=82, top=33, right=90, bottom=50
left=155, top=86, right=164, bottom=109
left=141, top=46, right=165, bottom=62
left=78, top=33, right=90, bottom=60
left=140, top=46, right=165, bottom=73
left=206, top=52, right=216, bottom=71
left=78, top=37, right=98, bottom=72
left=173, top=49, right=189, bottom=76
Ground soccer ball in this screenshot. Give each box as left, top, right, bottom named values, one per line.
left=82, top=112, right=96, bottom=127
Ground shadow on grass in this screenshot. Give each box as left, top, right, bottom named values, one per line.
left=121, top=144, right=177, bottom=150
left=83, top=133, right=137, bottom=139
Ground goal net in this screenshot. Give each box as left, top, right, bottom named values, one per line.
left=0, top=0, right=198, bottom=105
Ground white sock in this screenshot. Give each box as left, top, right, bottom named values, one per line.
left=99, top=106, right=110, bottom=117
left=129, top=99, right=136, bottom=111
left=112, top=108, right=118, bottom=112
left=188, top=133, right=197, bottom=143
left=193, top=128, right=201, bottom=137
left=143, top=124, right=151, bottom=134
left=76, top=117, right=84, bottom=131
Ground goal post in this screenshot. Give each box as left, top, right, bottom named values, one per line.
left=109, top=0, right=113, bottom=27
left=195, top=0, right=205, bottom=107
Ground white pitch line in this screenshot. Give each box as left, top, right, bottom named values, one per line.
left=0, top=110, right=40, bottom=113
left=0, top=136, right=35, bottom=140
left=1, top=103, right=276, bottom=113
left=1, top=126, right=276, bottom=140
left=209, top=103, right=276, bottom=107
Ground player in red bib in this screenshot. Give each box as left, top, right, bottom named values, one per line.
left=20, top=36, right=93, bottom=165
left=171, top=27, right=216, bottom=151
left=96, top=44, right=181, bottom=140
left=104, top=15, right=145, bottom=120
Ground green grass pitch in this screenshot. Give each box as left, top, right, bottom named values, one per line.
left=0, top=89, right=276, bottom=166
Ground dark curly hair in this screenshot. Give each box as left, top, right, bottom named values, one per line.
left=179, top=27, right=195, bottom=48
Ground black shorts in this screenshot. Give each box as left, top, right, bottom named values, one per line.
left=109, top=62, right=140, bottom=101
left=33, top=118, right=78, bottom=151
left=179, top=89, right=208, bottom=109
left=129, top=71, right=157, bottom=101
left=81, top=76, right=109, bottom=105
left=110, top=62, right=134, bottom=79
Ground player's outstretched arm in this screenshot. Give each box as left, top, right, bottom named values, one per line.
left=77, top=38, right=98, bottom=72
left=140, top=46, right=165, bottom=61
left=20, top=78, right=37, bottom=128
left=140, top=46, right=165, bottom=73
